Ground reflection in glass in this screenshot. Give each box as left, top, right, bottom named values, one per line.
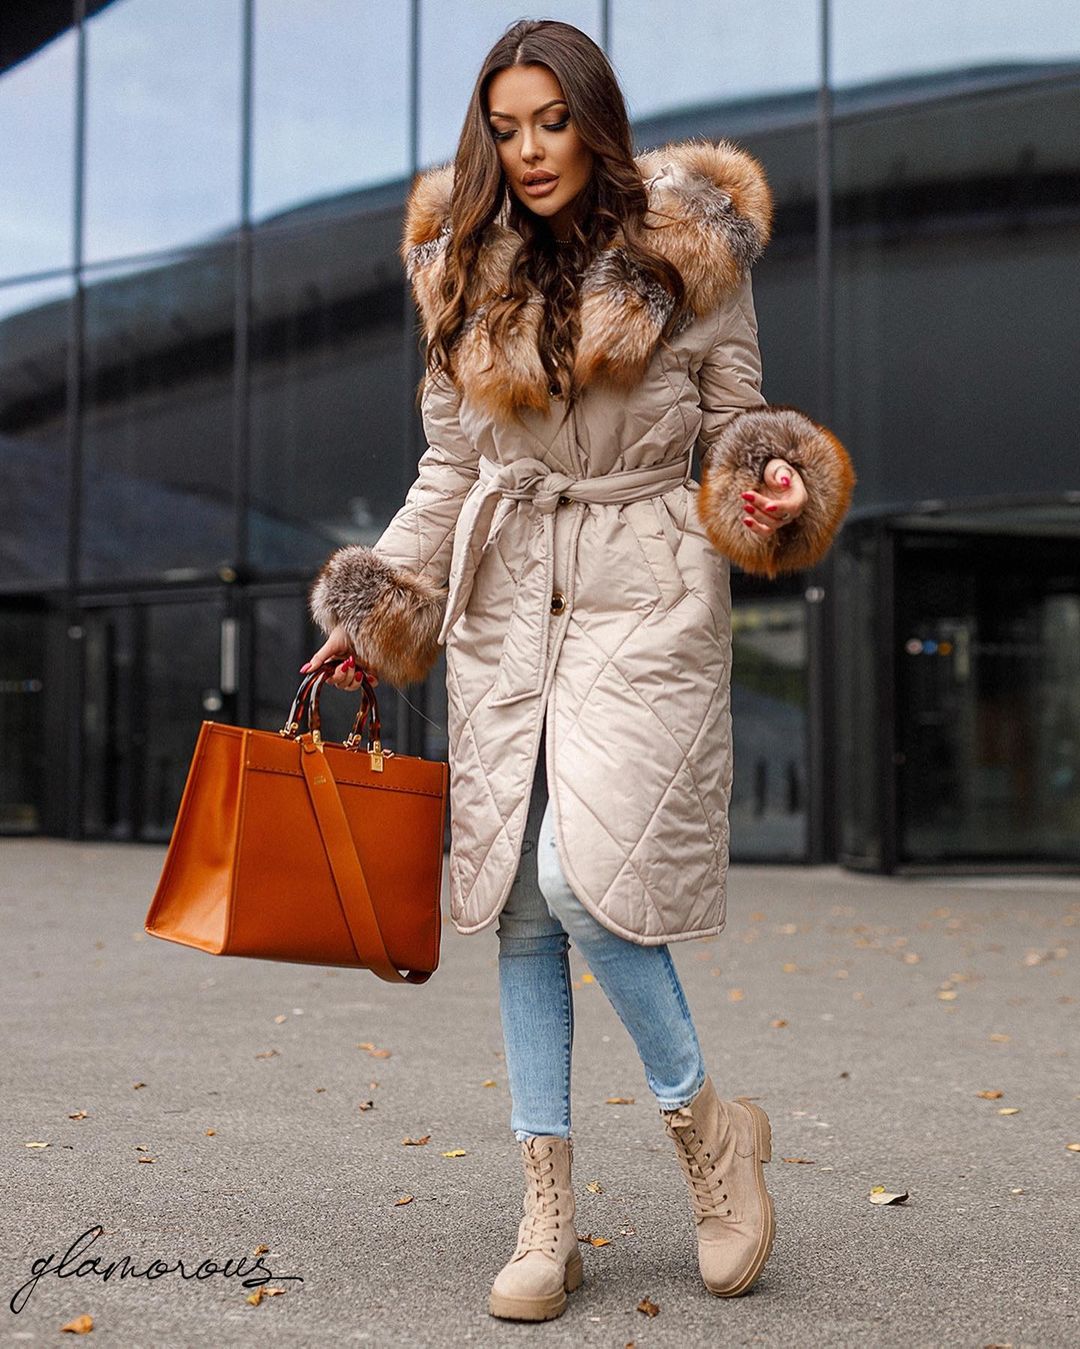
left=418, top=1, right=601, bottom=167
left=729, top=595, right=808, bottom=860
left=0, top=25, right=77, bottom=279
left=612, top=0, right=817, bottom=123
left=832, top=81, right=1080, bottom=511
left=80, top=250, right=236, bottom=582
left=0, top=606, right=47, bottom=832
left=252, top=1, right=410, bottom=221
left=83, top=0, right=243, bottom=262
left=248, top=225, right=409, bottom=573
left=831, top=0, right=1080, bottom=89
left=0, top=276, right=73, bottom=588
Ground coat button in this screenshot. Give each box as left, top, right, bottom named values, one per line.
left=557, top=494, right=570, bottom=506
left=550, top=590, right=567, bottom=615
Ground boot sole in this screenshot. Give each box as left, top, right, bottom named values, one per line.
left=704, top=1097, right=776, bottom=1298
left=488, top=1246, right=584, bottom=1321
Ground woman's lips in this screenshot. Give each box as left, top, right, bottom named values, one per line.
left=523, top=176, right=559, bottom=197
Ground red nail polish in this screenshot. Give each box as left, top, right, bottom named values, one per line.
left=780, top=476, right=790, bottom=487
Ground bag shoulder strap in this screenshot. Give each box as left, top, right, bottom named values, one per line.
left=299, top=737, right=432, bottom=984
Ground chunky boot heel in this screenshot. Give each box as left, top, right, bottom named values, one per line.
left=489, top=1136, right=583, bottom=1322
left=662, top=1075, right=777, bottom=1297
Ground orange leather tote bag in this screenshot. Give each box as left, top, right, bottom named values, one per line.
left=144, top=664, right=448, bottom=984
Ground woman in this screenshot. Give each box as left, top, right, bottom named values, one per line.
left=303, top=18, right=854, bottom=1322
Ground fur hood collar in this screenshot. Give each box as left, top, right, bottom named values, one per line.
left=399, top=137, right=774, bottom=420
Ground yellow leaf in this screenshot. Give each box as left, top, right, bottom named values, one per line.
left=205, top=1129, right=216, bottom=1136
left=728, top=987, right=745, bottom=1000
left=637, top=1296, right=660, bottom=1317
left=68, top=1110, right=89, bottom=1120
left=586, top=1180, right=603, bottom=1194
left=441, top=1149, right=467, bottom=1157
left=976, top=1090, right=1003, bottom=1099
left=481, top=1080, right=497, bottom=1088
left=605, top=1097, right=635, bottom=1105
left=581, top=972, right=595, bottom=984
left=369, top=1048, right=392, bottom=1059
left=589, top=1236, right=610, bottom=1246
left=137, top=1156, right=156, bottom=1163
left=1066, top=1143, right=1080, bottom=1152
left=60, top=1313, right=94, bottom=1333
left=274, top=1014, right=287, bottom=1024
left=395, top=1194, right=414, bottom=1205
left=937, top=990, right=958, bottom=1000
left=253, top=1244, right=270, bottom=1255
left=25, top=1141, right=50, bottom=1149
left=132, top=1082, right=147, bottom=1089
left=868, top=1189, right=908, bottom=1205
left=997, top=1107, right=1021, bottom=1115
left=782, top=963, right=798, bottom=974
left=782, top=1156, right=814, bottom=1164
left=771, top=1018, right=788, bottom=1028
left=989, top=1033, right=1010, bottom=1043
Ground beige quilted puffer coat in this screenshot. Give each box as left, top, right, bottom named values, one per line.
left=310, top=138, right=855, bottom=945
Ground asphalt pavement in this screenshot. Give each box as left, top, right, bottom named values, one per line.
left=1, top=839, right=1078, bottom=1348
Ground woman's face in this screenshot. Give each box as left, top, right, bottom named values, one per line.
left=487, top=63, right=593, bottom=241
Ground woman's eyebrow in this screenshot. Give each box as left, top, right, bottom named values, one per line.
left=488, top=99, right=568, bottom=121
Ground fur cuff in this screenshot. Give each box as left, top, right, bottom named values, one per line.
left=697, top=405, right=856, bottom=578
left=308, top=545, right=447, bottom=687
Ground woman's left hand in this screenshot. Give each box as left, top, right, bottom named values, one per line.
left=739, top=458, right=808, bottom=536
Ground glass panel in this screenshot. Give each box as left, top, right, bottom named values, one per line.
left=251, top=1, right=410, bottom=222
left=79, top=249, right=236, bottom=582
left=0, top=275, right=73, bottom=588
left=83, top=0, right=243, bottom=263
left=832, top=0, right=1080, bottom=89
left=0, top=23, right=77, bottom=279
left=831, top=76, right=1080, bottom=512
left=611, top=0, right=818, bottom=123
left=252, top=593, right=360, bottom=746
left=418, top=2, right=602, bottom=168
left=729, top=594, right=809, bottom=860
left=247, top=227, right=408, bottom=573
left=896, top=531, right=1080, bottom=864
left=82, top=597, right=223, bottom=840
left=835, top=525, right=885, bottom=868
left=0, top=605, right=47, bottom=833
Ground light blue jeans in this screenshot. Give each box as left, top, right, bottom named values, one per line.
left=495, top=723, right=707, bottom=1141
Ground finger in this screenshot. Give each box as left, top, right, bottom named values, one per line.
left=300, top=637, right=343, bottom=674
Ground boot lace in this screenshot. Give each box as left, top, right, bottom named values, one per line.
left=516, top=1140, right=567, bottom=1259
left=665, top=1112, right=733, bottom=1219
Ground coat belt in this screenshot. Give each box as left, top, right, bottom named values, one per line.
left=437, top=453, right=690, bottom=704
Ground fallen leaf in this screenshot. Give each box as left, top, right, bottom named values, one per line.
left=868, top=1186, right=908, bottom=1205
left=976, top=1090, right=1004, bottom=1099
left=770, top=1019, right=788, bottom=1028
left=781, top=964, right=798, bottom=974
left=357, top=1101, right=375, bottom=1112
left=132, top=1082, right=147, bottom=1089
left=394, top=1194, right=414, bottom=1206
left=25, top=1141, right=50, bottom=1149
left=997, top=1107, right=1021, bottom=1116
left=246, top=1286, right=287, bottom=1305
left=989, top=1033, right=1010, bottom=1043
left=581, top=972, right=595, bottom=984
left=68, top=1110, right=89, bottom=1120
left=1067, top=1142, right=1080, bottom=1152
left=586, top=1180, right=603, bottom=1194
left=637, top=1296, right=660, bottom=1317
left=481, top=1080, right=496, bottom=1088
left=606, top=1097, right=635, bottom=1105
left=589, top=1236, right=611, bottom=1246
left=254, top=1244, right=270, bottom=1255
left=782, top=1156, right=815, bottom=1164
left=937, top=990, right=958, bottom=1001
left=728, top=987, right=745, bottom=1000
left=137, top=1156, right=156, bottom=1164
left=356, top=1043, right=392, bottom=1058
left=441, top=1149, right=467, bottom=1157
left=402, top=1135, right=431, bottom=1146
left=60, top=1313, right=94, bottom=1333
left=205, top=1129, right=216, bottom=1136
left=254, top=1049, right=279, bottom=1060
left=274, top=1014, right=287, bottom=1024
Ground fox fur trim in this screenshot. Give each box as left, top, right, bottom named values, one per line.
left=697, top=406, right=857, bottom=578
left=308, top=545, right=447, bottom=687
left=401, top=138, right=774, bottom=420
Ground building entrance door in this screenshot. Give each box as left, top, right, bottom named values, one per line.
left=895, top=530, right=1080, bottom=866
left=80, top=593, right=230, bottom=840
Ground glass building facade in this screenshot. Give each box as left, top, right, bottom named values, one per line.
left=2, top=1, right=1078, bottom=871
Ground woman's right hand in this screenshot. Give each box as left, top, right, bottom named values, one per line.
left=301, top=624, right=380, bottom=692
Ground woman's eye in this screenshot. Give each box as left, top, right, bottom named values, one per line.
left=491, top=117, right=570, bottom=143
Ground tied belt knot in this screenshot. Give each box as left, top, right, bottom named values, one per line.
left=437, top=453, right=690, bottom=706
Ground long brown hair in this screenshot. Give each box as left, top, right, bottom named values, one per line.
left=424, top=18, right=690, bottom=411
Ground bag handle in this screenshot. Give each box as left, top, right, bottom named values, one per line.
left=298, top=734, right=433, bottom=984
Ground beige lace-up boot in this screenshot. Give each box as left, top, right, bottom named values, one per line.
left=488, top=1135, right=583, bottom=1321
left=661, top=1074, right=776, bottom=1296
